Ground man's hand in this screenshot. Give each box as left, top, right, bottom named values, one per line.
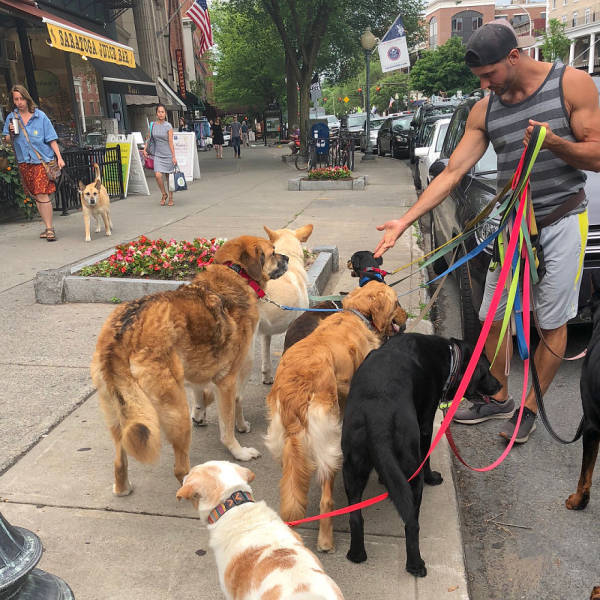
left=374, top=219, right=407, bottom=258
left=524, top=120, right=555, bottom=148
left=57, top=157, right=65, bottom=169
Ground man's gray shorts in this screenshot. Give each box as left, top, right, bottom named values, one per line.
left=478, top=210, right=588, bottom=330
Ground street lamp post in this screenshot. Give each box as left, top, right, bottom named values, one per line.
left=361, top=27, right=378, bottom=161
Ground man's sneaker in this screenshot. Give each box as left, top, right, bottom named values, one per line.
left=453, top=394, right=515, bottom=424
left=499, top=407, right=537, bottom=444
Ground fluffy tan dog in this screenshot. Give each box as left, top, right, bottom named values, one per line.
left=259, top=224, right=313, bottom=384
left=177, top=461, right=344, bottom=600
left=90, top=236, right=288, bottom=496
left=79, top=163, right=112, bottom=242
left=265, top=282, right=407, bottom=552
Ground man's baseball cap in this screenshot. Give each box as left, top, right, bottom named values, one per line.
left=465, top=21, right=519, bottom=67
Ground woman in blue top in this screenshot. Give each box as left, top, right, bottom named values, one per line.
left=143, top=104, right=177, bottom=206
left=3, top=85, right=65, bottom=241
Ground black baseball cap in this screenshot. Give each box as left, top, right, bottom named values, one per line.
left=465, top=22, right=519, bottom=67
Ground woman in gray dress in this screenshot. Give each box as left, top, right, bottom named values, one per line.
left=143, top=104, right=177, bottom=206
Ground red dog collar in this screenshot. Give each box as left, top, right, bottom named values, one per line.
left=224, top=262, right=265, bottom=298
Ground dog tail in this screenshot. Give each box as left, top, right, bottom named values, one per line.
left=93, top=162, right=101, bottom=183
left=279, top=432, right=313, bottom=522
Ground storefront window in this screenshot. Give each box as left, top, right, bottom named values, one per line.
left=71, top=57, right=105, bottom=145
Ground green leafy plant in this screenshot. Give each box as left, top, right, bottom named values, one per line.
left=541, top=19, right=571, bottom=62
left=0, top=142, right=36, bottom=219
left=307, top=166, right=352, bottom=180
left=78, top=236, right=225, bottom=280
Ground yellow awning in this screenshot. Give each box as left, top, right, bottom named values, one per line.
left=44, top=18, right=135, bottom=68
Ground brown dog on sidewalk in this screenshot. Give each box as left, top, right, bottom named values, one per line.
left=90, top=236, right=288, bottom=496
left=176, top=461, right=344, bottom=600
left=79, top=163, right=112, bottom=242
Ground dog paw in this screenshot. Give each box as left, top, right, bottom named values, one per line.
left=236, top=420, right=251, bottom=433
left=425, top=471, right=443, bottom=486
left=192, top=417, right=208, bottom=427
left=317, top=543, right=335, bottom=554
left=106, top=231, right=112, bottom=236
left=346, top=549, right=367, bottom=563
left=565, top=492, right=589, bottom=510
left=262, top=375, right=274, bottom=385
left=85, top=237, right=91, bottom=242
left=406, top=560, right=427, bottom=578
left=95, top=227, right=101, bottom=233
left=113, top=481, right=133, bottom=496
left=232, top=446, right=261, bottom=461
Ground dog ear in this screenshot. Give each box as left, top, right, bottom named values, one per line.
left=78, top=180, right=85, bottom=191
left=263, top=226, right=278, bottom=243
left=375, top=255, right=383, bottom=266
left=370, top=287, right=396, bottom=334
left=239, top=244, right=265, bottom=283
left=176, top=479, right=199, bottom=502
left=234, top=465, right=255, bottom=484
left=294, top=224, right=313, bottom=242
left=95, top=179, right=102, bottom=191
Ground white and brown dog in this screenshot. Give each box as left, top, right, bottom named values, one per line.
left=176, top=461, right=344, bottom=600
left=79, top=163, right=112, bottom=242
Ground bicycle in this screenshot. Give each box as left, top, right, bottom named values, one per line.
left=294, top=137, right=328, bottom=171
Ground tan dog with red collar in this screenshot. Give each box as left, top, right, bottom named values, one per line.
left=79, top=162, right=112, bottom=242
left=177, top=461, right=344, bottom=600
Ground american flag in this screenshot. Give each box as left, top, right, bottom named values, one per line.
left=186, top=0, right=213, bottom=55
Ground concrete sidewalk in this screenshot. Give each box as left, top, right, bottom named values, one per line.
left=0, top=145, right=469, bottom=599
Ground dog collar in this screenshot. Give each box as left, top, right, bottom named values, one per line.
left=359, top=267, right=388, bottom=287
left=207, top=490, right=254, bottom=525
left=224, top=262, right=265, bottom=298
left=347, top=308, right=374, bottom=331
left=440, top=343, right=462, bottom=409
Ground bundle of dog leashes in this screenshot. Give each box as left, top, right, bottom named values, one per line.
left=284, top=126, right=585, bottom=526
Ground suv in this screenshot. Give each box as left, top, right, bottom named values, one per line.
left=324, top=115, right=340, bottom=137
left=376, top=114, right=413, bottom=158
left=428, top=95, right=600, bottom=342
left=409, top=99, right=459, bottom=162
left=346, top=113, right=368, bottom=146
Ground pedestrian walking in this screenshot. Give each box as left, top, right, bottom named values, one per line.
left=211, top=117, right=224, bottom=159
left=143, top=104, right=177, bottom=206
left=241, top=118, right=249, bottom=147
left=230, top=115, right=242, bottom=158
left=2, top=84, right=65, bottom=242
left=374, top=20, right=600, bottom=444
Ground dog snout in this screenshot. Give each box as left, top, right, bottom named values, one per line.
left=269, top=253, right=289, bottom=280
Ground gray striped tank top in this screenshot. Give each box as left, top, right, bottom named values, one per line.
left=485, top=61, right=587, bottom=219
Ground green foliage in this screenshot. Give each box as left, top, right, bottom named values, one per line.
left=410, top=37, right=479, bottom=96
left=541, top=19, right=571, bottom=63
left=0, top=143, right=36, bottom=220
left=211, top=1, right=286, bottom=111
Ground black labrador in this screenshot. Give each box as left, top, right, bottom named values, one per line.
left=566, top=290, right=600, bottom=511
left=341, top=333, right=501, bottom=577
left=283, top=250, right=390, bottom=352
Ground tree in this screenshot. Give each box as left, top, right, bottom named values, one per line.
left=211, top=1, right=286, bottom=112
left=409, top=37, right=479, bottom=96
left=541, top=19, right=571, bottom=63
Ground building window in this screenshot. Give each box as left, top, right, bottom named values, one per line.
left=585, top=7, right=591, bottom=23
left=472, top=16, right=482, bottom=30
left=572, top=11, right=578, bottom=26
left=452, top=17, right=463, bottom=32
left=563, top=0, right=567, bottom=6
left=552, top=0, right=556, bottom=8
left=429, top=17, right=438, bottom=48
left=562, top=14, right=567, bottom=23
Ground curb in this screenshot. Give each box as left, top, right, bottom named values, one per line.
left=288, top=175, right=367, bottom=191
left=34, top=246, right=340, bottom=305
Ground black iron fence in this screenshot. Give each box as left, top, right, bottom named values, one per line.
left=56, top=146, right=124, bottom=215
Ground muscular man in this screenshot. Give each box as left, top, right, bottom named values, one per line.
left=374, top=21, right=600, bottom=443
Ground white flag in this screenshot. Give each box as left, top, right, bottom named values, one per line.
left=378, top=15, right=410, bottom=73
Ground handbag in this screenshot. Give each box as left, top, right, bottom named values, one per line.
left=18, top=112, right=62, bottom=182
left=144, top=121, right=155, bottom=169
left=173, top=165, right=187, bottom=192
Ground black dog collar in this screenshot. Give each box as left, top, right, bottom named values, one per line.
left=207, top=490, right=254, bottom=525
left=347, top=308, right=375, bottom=331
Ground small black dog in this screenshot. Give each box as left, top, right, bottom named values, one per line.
left=283, top=250, right=392, bottom=352
left=566, top=290, right=600, bottom=511
left=341, top=333, right=500, bottom=577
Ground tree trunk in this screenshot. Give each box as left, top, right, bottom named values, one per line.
left=298, top=76, right=311, bottom=155
left=286, top=56, right=298, bottom=132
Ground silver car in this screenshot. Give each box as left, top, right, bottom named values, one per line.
left=359, top=117, right=386, bottom=153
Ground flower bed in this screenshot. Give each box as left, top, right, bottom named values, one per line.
left=78, top=236, right=225, bottom=280
left=306, top=166, right=352, bottom=180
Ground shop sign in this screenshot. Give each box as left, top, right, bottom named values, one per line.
left=175, top=49, right=186, bottom=100
left=34, top=70, right=60, bottom=97
left=46, top=21, right=135, bottom=68
left=173, top=132, right=200, bottom=182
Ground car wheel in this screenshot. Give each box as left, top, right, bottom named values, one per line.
left=392, top=142, right=400, bottom=159
left=378, top=141, right=385, bottom=157
left=413, top=165, right=421, bottom=190
left=458, top=258, right=482, bottom=345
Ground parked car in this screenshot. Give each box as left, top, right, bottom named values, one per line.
left=412, top=114, right=451, bottom=187
left=325, top=114, right=340, bottom=137
left=346, top=112, right=368, bottom=147
left=414, top=117, right=450, bottom=191
left=376, top=115, right=412, bottom=158
left=359, top=116, right=386, bottom=153
left=223, top=127, right=231, bottom=147
left=408, top=99, right=459, bottom=162
left=428, top=95, right=600, bottom=342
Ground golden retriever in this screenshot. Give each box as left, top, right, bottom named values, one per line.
left=79, top=162, right=112, bottom=242
left=177, top=461, right=344, bottom=600
left=259, top=224, right=313, bottom=383
left=265, top=282, right=407, bottom=552
left=90, top=235, right=288, bottom=496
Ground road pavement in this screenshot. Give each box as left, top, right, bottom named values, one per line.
left=0, top=144, right=470, bottom=599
